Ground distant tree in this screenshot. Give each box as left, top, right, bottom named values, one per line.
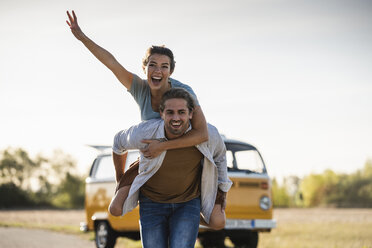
left=0, top=183, right=34, bottom=208
left=0, top=147, right=85, bottom=209
left=52, top=172, right=85, bottom=208
left=299, top=170, right=334, bottom=207
left=324, top=160, right=372, bottom=207
left=272, top=178, right=291, bottom=207
left=0, top=148, right=41, bottom=190
left=299, top=161, right=372, bottom=208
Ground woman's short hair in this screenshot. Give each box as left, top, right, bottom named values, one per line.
left=142, top=45, right=176, bottom=73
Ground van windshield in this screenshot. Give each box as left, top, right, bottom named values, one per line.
left=225, top=143, right=265, bottom=173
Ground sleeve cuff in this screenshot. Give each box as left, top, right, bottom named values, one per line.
left=218, top=181, right=233, bottom=193
left=112, top=147, right=126, bottom=155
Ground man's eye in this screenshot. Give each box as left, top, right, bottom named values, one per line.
left=162, top=66, right=169, bottom=69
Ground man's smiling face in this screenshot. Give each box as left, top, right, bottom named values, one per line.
left=161, top=98, right=193, bottom=140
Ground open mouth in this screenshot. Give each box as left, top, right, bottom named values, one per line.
left=170, top=121, right=181, bottom=129
left=151, top=76, right=162, bottom=84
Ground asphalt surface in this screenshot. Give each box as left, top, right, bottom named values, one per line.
left=0, top=227, right=94, bottom=248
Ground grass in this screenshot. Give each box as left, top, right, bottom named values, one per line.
left=0, top=208, right=371, bottom=247
left=259, top=208, right=372, bottom=248
left=0, top=209, right=93, bottom=241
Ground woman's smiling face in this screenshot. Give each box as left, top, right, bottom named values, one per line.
left=145, top=54, right=172, bottom=90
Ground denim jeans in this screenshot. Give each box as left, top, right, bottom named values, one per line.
left=139, top=193, right=201, bottom=248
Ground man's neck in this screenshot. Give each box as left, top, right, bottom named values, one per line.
left=164, top=124, right=190, bottom=140
left=164, top=131, right=183, bottom=140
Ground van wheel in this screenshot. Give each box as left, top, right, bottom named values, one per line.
left=95, top=221, right=117, bottom=248
left=199, top=231, right=225, bottom=248
left=229, top=231, right=258, bottom=248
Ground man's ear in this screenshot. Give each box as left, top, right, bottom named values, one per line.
left=189, top=110, right=193, bottom=120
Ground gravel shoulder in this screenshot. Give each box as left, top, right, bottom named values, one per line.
left=0, top=227, right=94, bottom=248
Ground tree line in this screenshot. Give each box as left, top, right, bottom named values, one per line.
left=0, top=147, right=85, bottom=209
left=272, top=160, right=372, bottom=208
left=1, top=147, right=371, bottom=209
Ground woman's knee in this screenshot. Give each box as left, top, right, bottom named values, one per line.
left=209, top=212, right=226, bottom=230
left=108, top=203, right=122, bottom=216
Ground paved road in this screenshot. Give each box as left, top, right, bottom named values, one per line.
left=0, top=227, right=94, bottom=248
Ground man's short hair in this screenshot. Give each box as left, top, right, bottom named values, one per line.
left=159, top=88, right=195, bottom=113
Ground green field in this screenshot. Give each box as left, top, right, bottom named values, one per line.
left=0, top=208, right=371, bottom=248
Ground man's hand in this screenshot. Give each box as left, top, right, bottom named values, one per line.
left=66, top=10, right=86, bottom=41
left=221, top=196, right=227, bottom=211
left=216, top=189, right=227, bottom=211
left=140, top=139, right=166, bottom=159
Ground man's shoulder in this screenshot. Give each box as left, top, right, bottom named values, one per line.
left=136, top=118, right=163, bottom=130
left=207, top=123, right=219, bottom=135
left=206, top=123, right=224, bottom=144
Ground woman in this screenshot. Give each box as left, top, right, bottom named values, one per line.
left=66, top=10, right=226, bottom=230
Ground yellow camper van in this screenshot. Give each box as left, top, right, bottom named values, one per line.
left=81, top=137, right=276, bottom=248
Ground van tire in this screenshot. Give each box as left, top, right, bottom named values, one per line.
left=229, top=230, right=258, bottom=248
left=198, top=231, right=225, bottom=248
left=95, top=221, right=117, bottom=248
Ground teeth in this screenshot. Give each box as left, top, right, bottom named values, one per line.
left=152, top=76, right=162, bottom=80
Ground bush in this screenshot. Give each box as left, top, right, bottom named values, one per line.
left=0, top=183, right=34, bottom=208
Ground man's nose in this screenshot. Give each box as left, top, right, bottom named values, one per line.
left=172, top=114, right=180, bottom=120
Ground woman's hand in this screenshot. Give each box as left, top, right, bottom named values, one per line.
left=66, top=10, right=86, bottom=41
left=140, top=139, right=166, bottom=159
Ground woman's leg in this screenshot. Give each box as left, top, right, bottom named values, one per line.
left=108, top=159, right=139, bottom=216
left=109, top=185, right=130, bottom=216
left=200, top=189, right=227, bottom=230
left=200, top=204, right=226, bottom=230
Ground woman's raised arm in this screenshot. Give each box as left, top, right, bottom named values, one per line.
left=66, top=10, right=133, bottom=90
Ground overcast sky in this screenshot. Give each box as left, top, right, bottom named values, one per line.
left=1, top=0, right=371, bottom=180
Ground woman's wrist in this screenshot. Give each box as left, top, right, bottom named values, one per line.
left=159, top=140, right=170, bottom=151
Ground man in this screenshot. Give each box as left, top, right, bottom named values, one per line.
left=112, top=88, right=232, bottom=248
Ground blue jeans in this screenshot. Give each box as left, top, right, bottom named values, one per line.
left=139, top=194, right=201, bottom=248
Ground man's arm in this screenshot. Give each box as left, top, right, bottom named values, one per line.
left=112, top=126, right=141, bottom=182
left=113, top=152, right=127, bottom=183
left=112, top=130, right=130, bottom=182
left=210, top=126, right=232, bottom=193
left=66, top=10, right=133, bottom=89
left=210, top=128, right=232, bottom=210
